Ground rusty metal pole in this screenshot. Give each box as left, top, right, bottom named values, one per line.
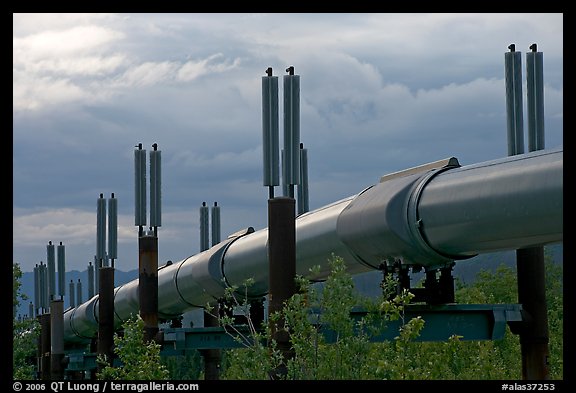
left=517, top=247, right=550, bottom=379
left=504, top=43, right=550, bottom=380
left=38, top=313, right=51, bottom=380
left=97, top=266, right=115, bottom=371
left=268, top=197, right=296, bottom=379
left=515, top=43, right=550, bottom=380
left=139, top=233, right=158, bottom=343
left=50, top=299, right=64, bottom=380
left=35, top=317, right=41, bottom=379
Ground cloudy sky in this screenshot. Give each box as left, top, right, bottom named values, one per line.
left=13, top=13, right=563, bottom=275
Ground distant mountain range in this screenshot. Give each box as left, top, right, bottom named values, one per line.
left=15, top=243, right=563, bottom=320
left=16, top=268, right=140, bottom=318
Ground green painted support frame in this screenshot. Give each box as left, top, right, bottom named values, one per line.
left=158, top=303, right=523, bottom=354
left=64, top=303, right=523, bottom=373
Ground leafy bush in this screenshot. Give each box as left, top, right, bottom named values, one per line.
left=13, top=263, right=40, bottom=380
left=97, top=314, right=169, bottom=380
left=216, top=254, right=563, bottom=380
left=219, top=255, right=424, bottom=380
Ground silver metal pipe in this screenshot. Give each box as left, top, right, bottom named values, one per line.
left=418, top=148, right=561, bottom=258
left=63, top=147, right=563, bottom=345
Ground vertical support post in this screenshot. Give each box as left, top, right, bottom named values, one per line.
left=505, top=42, right=550, bottom=380
left=89, top=337, right=97, bottom=380
left=35, top=313, right=42, bottom=379
left=438, top=264, right=455, bottom=304
left=50, top=299, right=64, bottom=380
left=39, top=262, right=47, bottom=313
left=516, top=247, right=550, bottom=379
left=139, top=234, right=158, bottom=342
left=97, top=266, right=115, bottom=371
left=516, top=43, right=549, bottom=380
left=38, top=313, right=51, bottom=380
left=200, top=200, right=222, bottom=379
left=201, top=306, right=221, bottom=380
left=268, top=197, right=296, bottom=378
left=33, top=264, right=40, bottom=317
left=250, top=297, right=265, bottom=332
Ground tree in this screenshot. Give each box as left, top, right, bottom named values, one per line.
left=13, top=263, right=40, bottom=380
left=97, top=314, right=169, bottom=380
left=162, top=351, right=203, bottom=380
left=393, top=254, right=563, bottom=380
left=216, top=252, right=563, bottom=380
left=219, top=254, right=424, bottom=379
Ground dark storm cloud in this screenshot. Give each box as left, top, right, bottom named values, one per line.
left=13, top=13, right=563, bottom=273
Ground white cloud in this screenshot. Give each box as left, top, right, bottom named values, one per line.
left=13, top=25, right=124, bottom=59
left=13, top=208, right=96, bottom=247
left=169, top=146, right=260, bottom=174
left=12, top=13, right=563, bottom=274
left=13, top=208, right=135, bottom=248
left=111, top=54, right=242, bottom=88
left=13, top=72, right=88, bottom=111
left=25, top=55, right=127, bottom=77
left=13, top=21, right=126, bottom=112
left=114, top=61, right=179, bottom=87
left=177, top=53, right=241, bottom=82
left=13, top=13, right=118, bottom=35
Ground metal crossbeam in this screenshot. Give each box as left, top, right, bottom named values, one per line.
left=63, top=303, right=523, bottom=373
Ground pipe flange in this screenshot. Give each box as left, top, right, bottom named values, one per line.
left=406, top=165, right=463, bottom=265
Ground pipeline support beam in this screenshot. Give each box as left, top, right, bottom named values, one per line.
left=268, top=197, right=296, bottom=378
left=516, top=44, right=549, bottom=380
left=139, top=235, right=159, bottom=342
left=200, top=307, right=221, bottom=380
left=50, top=299, right=65, bottom=380
left=97, top=267, right=115, bottom=372
left=39, top=313, right=51, bottom=380
left=517, top=247, right=550, bottom=379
